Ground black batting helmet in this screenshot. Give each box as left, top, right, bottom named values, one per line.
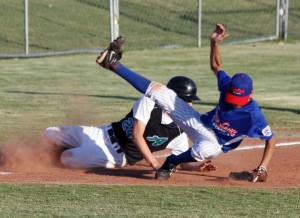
left=166, top=76, right=201, bottom=101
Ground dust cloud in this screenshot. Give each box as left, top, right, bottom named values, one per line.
left=0, top=137, right=64, bottom=173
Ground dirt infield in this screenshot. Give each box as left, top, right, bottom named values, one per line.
left=0, top=138, right=299, bottom=188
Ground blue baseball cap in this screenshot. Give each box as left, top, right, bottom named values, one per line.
left=225, top=73, right=253, bottom=106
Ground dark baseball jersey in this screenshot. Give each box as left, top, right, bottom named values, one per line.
left=112, top=104, right=184, bottom=165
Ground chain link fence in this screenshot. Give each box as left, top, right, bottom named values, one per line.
left=0, top=0, right=297, bottom=58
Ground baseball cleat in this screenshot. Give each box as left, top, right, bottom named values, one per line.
left=155, top=169, right=171, bottom=180
left=96, top=36, right=125, bottom=68
left=155, top=163, right=176, bottom=180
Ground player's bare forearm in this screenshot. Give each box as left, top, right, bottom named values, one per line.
left=132, top=119, right=160, bottom=170
left=133, top=135, right=160, bottom=170
left=259, top=137, right=276, bottom=169
left=210, top=43, right=223, bottom=76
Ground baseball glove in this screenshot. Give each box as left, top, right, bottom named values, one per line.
left=251, top=166, right=268, bottom=182
left=229, top=166, right=268, bottom=182
left=96, top=36, right=125, bottom=68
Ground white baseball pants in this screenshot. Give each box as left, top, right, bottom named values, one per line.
left=44, top=125, right=127, bottom=169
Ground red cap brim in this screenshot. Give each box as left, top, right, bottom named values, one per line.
left=225, top=92, right=250, bottom=106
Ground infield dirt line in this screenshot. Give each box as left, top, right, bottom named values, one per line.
left=154, top=141, right=300, bottom=158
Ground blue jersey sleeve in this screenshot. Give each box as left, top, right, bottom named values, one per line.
left=248, top=108, right=273, bottom=140
left=217, top=70, right=231, bottom=93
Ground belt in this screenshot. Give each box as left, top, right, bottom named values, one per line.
left=107, top=128, right=123, bottom=154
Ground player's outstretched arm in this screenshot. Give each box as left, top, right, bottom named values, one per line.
left=244, top=137, right=276, bottom=182
left=256, top=137, right=276, bottom=171
left=229, top=138, right=275, bottom=183
left=132, top=118, right=161, bottom=170
left=210, top=23, right=228, bottom=76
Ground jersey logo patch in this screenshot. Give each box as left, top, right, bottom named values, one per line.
left=146, top=135, right=168, bottom=147
left=262, top=125, right=272, bottom=137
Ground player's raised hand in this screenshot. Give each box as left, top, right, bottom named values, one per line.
left=210, top=23, right=228, bottom=44
left=198, top=160, right=217, bottom=172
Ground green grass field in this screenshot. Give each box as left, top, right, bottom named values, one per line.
left=0, top=42, right=300, bottom=216
left=0, top=184, right=299, bottom=217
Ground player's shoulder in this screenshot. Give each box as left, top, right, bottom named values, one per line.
left=132, top=95, right=156, bottom=123
left=243, top=99, right=268, bottom=121
left=243, top=99, right=262, bottom=112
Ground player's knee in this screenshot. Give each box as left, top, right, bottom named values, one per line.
left=191, top=145, right=222, bottom=161
left=203, top=153, right=218, bottom=160
left=60, top=150, right=76, bottom=168
left=201, top=149, right=222, bottom=160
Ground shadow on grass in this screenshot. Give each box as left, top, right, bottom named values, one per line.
left=85, top=168, right=154, bottom=180
left=5, top=90, right=300, bottom=115
left=5, top=90, right=138, bottom=102
left=85, top=167, right=228, bottom=181
left=177, top=170, right=229, bottom=182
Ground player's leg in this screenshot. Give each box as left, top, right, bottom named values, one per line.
left=60, top=125, right=127, bottom=168
left=44, top=126, right=86, bottom=148
left=156, top=134, right=222, bottom=180
left=166, top=139, right=222, bottom=165
left=60, top=143, right=126, bottom=169
left=110, top=62, right=151, bottom=94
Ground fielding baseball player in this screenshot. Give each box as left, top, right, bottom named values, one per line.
left=44, top=76, right=216, bottom=172
left=96, top=23, right=276, bottom=182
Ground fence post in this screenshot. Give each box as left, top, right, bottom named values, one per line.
left=282, top=0, right=289, bottom=41
left=110, top=0, right=119, bottom=42
left=24, top=0, right=29, bottom=54
left=197, top=0, right=202, bottom=47
left=277, top=0, right=289, bottom=41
